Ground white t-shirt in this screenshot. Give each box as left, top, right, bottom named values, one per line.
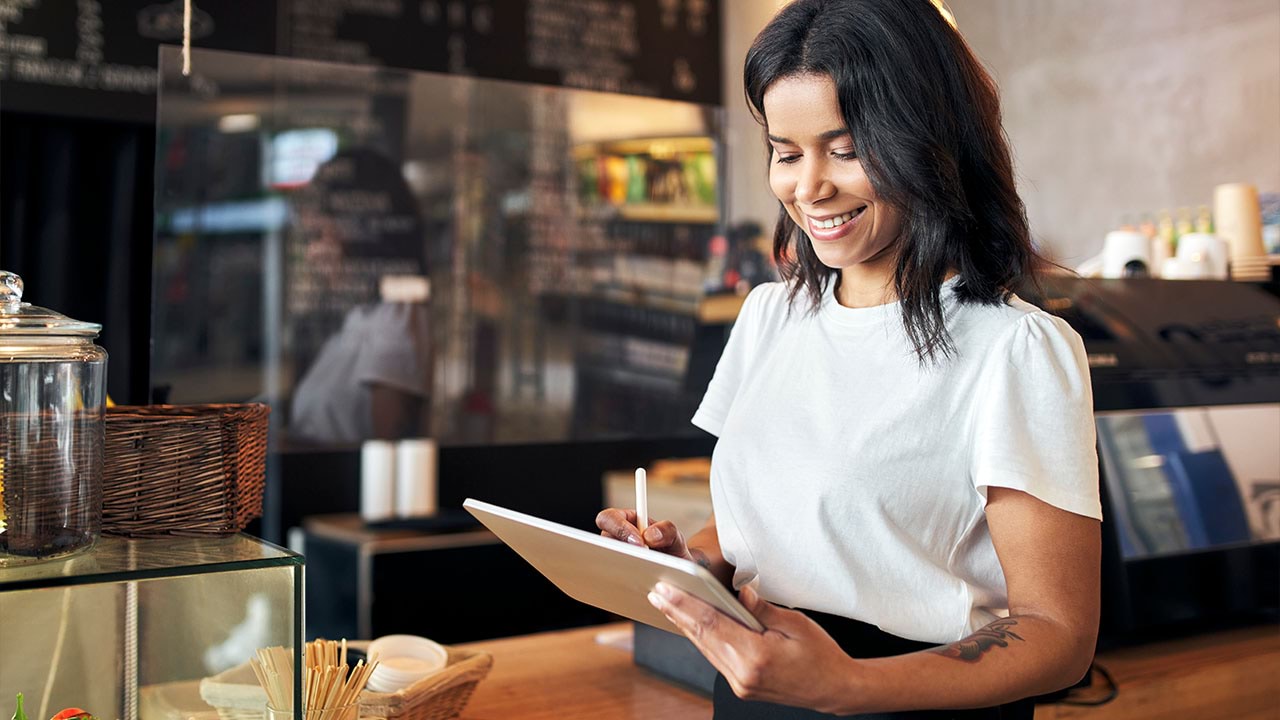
left=291, top=302, right=430, bottom=444
left=691, top=277, right=1101, bottom=644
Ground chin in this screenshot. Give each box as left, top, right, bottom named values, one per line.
left=808, top=243, right=864, bottom=270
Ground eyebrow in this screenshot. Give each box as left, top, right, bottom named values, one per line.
left=767, top=128, right=851, bottom=144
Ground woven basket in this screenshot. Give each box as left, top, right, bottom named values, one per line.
left=199, top=644, right=493, bottom=720
left=358, top=645, right=493, bottom=720
left=103, top=403, right=269, bottom=537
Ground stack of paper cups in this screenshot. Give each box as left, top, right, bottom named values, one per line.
left=396, top=438, right=438, bottom=517
left=360, top=440, right=396, bottom=522
left=1214, top=183, right=1268, bottom=280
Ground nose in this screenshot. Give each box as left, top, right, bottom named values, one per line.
left=794, top=157, right=835, bottom=206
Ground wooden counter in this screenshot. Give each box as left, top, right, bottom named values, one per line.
left=1035, top=625, right=1280, bottom=720
left=456, top=625, right=708, bottom=719
left=456, top=623, right=1280, bottom=720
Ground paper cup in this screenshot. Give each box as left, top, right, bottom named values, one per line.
left=1214, top=183, right=1266, bottom=261
left=367, top=634, right=448, bottom=692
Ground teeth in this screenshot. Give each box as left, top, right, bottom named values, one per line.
left=815, top=211, right=855, bottom=229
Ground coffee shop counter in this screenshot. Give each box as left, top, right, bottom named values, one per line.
left=454, top=622, right=1280, bottom=719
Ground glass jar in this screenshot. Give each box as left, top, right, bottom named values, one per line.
left=0, top=270, right=108, bottom=565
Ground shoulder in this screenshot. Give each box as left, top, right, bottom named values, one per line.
left=742, top=280, right=791, bottom=310
left=736, top=281, right=798, bottom=329
left=953, top=293, right=1080, bottom=352
left=951, top=294, right=1089, bottom=387
left=957, top=292, right=1085, bottom=366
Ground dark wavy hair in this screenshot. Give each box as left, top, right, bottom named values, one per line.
left=745, top=0, right=1040, bottom=363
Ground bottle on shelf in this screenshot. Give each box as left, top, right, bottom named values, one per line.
left=1157, top=209, right=1177, bottom=256
left=1195, top=205, right=1214, bottom=234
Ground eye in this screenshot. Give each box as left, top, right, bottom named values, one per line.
left=773, top=152, right=801, bottom=165
left=833, top=150, right=858, bottom=161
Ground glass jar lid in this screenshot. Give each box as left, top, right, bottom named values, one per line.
left=0, top=270, right=102, bottom=338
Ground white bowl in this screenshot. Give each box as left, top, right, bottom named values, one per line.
left=366, top=634, right=448, bottom=693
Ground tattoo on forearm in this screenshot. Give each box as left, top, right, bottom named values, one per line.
left=690, top=548, right=713, bottom=570
left=686, top=545, right=716, bottom=568
left=931, top=618, right=1024, bottom=662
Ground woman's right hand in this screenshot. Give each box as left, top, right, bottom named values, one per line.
left=596, top=508, right=693, bottom=561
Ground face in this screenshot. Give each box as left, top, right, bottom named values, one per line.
left=764, top=74, right=902, bottom=272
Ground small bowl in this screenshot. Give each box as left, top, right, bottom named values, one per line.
left=366, top=634, right=448, bottom=693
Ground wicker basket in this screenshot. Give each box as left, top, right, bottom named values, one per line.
left=358, top=645, right=493, bottom=720
left=103, top=403, right=269, bottom=537
left=199, top=644, right=493, bottom=720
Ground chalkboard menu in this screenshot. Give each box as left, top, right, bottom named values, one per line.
left=0, top=0, right=721, bottom=122
left=0, top=0, right=276, bottom=121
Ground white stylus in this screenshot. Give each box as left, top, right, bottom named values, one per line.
left=635, top=467, right=648, bottom=535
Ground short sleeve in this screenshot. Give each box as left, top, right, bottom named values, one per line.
left=352, top=303, right=431, bottom=396
left=691, top=284, right=772, bottom=436
left=970, top=312, right=1102, bottom=520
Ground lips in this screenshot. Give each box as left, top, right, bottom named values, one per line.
left=805, top=206, right=866, bottom=240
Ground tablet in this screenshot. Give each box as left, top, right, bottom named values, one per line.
left=463, top=498, right=764, bottom=634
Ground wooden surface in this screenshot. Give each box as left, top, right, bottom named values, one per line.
left=456, top=625, right=709, bottom=719
left=1035, top=625, right=1280, bottom=720
left=456, top=623, right=1280, bottom=720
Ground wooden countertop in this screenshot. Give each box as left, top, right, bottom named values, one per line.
left=456, top=623, right=1280, bottom=720
left=456, top=625, right=708, bottom=719
left=1035, top=625, right=1280, bottom=719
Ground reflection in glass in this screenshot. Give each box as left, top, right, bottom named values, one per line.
left=153, top=48, right=727, bottom=450
left=1097, top=404, right=1280, bottom=559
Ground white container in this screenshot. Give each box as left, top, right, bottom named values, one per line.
left=395, top=438, right=438, bottom=517
left=360, top=440, right=396, bottom=522
left=1175, top=233, right=1229, bottom=280
left=366, top=634, right=448, bottom=693
left=1101, top=230, right=1152, bottom=278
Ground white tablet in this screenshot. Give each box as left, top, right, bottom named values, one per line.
left=463, top=498, right=764, bottom=634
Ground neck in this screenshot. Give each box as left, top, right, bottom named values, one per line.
left=836, top=255, right=898, bottom=308
left=835, top=263, right=961, bottom=309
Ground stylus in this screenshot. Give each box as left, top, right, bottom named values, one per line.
left=635, top=467, right=648, bottom=535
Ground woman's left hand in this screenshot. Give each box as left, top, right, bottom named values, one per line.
left=648, top=582, right=860, bottom=713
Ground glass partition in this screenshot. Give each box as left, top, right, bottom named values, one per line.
left=153, top=47, right=729, bottom=450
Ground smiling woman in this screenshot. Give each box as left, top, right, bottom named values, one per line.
left=762, top=74, right=904, bottom=304
left=745, top=0, right=1037, bottom=364
left=597, top=1, right=1103, bottom=718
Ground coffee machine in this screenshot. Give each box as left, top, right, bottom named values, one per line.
left=1027, top=277, right=1280, bottom=643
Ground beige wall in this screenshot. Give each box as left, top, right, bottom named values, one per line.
left=721, top=0, right=1280, bottom=265
left=721, top=0, right=790, bottom=236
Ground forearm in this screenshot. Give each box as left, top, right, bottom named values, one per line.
left=831, top=613, right=1094, bottom=715
left=686, top=516, right=734, bottom=588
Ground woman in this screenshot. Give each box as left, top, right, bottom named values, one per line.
left=288, top=148, right=434, bottom=444
left=597, top=1, right=1101, bottom=717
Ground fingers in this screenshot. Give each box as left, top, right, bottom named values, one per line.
left=648, top=583, right=737, bottom=673
left=597, top=509, right=692, bottom=556
left=739, top=585, right=774, bottom=621
left=649, top=582, right=761, bottom=645
left=650, top=583, right=716, bottom=638
left=596, top=508, right=644, bottom=546
left=738, top=585, right=813, bottom=639
left=648, top=582, right=768, bottom=698
left=641, top=520, right=689, bottom=557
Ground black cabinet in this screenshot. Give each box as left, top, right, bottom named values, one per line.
left=301, top=515, right=613, bottom=643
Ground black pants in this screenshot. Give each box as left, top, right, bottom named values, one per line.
left=712, top=609, right=1035, bottom=719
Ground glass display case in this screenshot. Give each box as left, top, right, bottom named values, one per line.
left=0, top=535, right=302, bottom=720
